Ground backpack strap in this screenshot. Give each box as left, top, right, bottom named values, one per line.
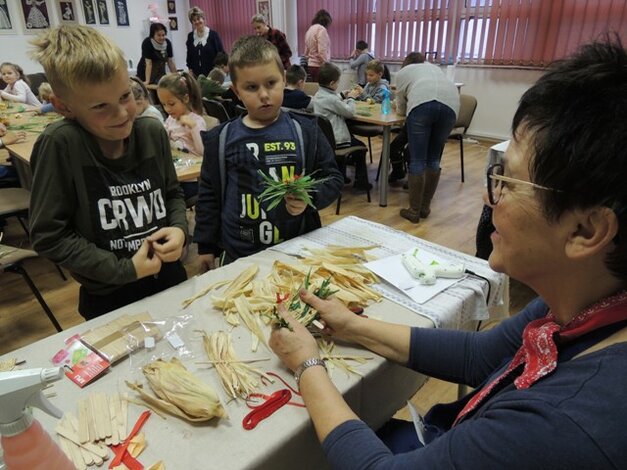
left=218, top=121, right=230, bottom=204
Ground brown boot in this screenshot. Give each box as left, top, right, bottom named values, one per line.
left=399, top=174, right=425, bottom=223
left=420, top=169, right=441, bottom=218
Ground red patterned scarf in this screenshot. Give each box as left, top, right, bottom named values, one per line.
left=453, top=289, right=627, bottom=426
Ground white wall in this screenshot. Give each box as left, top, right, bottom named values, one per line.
left=0, top=0, right=191, bottom=75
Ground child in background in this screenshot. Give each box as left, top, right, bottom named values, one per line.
left=198, top=67, right=228, bottom=100
left=282, top=65, right=313, bottom=111
left=349, top=40, right=374, bottom=87
left=29, top=25, right=188, bottom=320
left=193, top=35, right=342, bottom=271
left=157, top=72, right=207, bottom=156
left=0, top=62, right=42, bottom=106
left=37, top=82, right=57, bottom=114
left=129, top=77, right=164, bottom=122
left=213, top=52, right=231, bottom=86
left=354, top=60, right=389, bottom=103
left=313, top=62, right=371, bottom=190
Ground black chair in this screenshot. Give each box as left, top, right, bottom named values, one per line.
left=26, top=73, right=47, bottom=98
left=347, top=120, right=384, bottom=164
left=202, top=98, right=230, bottom=123
left=0, top=244, right=63, bottom=332
left=0, top=188, right=30, bottom=236
left=314, top=114, right=371, bottom=214
left=447, top=94, right=478, bottom=182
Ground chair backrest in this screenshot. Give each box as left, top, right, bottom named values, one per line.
left=455, top=94, right=477, bottom=132
left=302, top=82, right=319, bottom=97
left=26, top=73, right=47, bottom=97
left=382, top=64, right=391, bottom=83
left=202, top=98, right=230, bottom=123
left=313, top=113, right=337, bottom=149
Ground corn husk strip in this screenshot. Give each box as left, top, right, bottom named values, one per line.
left=147, top=461, right=166, bottom=470
left=233, top=295, right=266, bottom=351
left=201, top=331, right=272, bottom=400
left=181, top=279, right=231, bottom=309
left=224, top=264, right=258, bottom=296
left=126, top=358, right=226, bottom=422
left=318, top=339, right=367, bottom=376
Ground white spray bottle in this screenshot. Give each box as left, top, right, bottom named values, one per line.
left=0, top=367, right=75, bottom=470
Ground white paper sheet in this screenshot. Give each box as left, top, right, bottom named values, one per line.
left=364, top=249, right=463, bottom=304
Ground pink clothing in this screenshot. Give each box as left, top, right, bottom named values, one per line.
left=304, top=24, right=330, bottom=67
left=1, top=79, right=42, bottom=106
left=164, top=112, right=206, bottom=156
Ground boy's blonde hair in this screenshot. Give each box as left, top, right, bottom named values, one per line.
left=229, top=35, right=283, bottom=85
left=38, top=82, right=53, bottom=101
left=29, top=25, right=126, bottom=97
left=366, top=59, right=384, bottom=75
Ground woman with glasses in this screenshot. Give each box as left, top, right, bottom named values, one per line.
left=269, top=37, right=627, bottom=468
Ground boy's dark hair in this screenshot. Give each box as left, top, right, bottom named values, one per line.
left=356, top=40, right=368, bottom=51
left=149, top=22, right=167, bottom=38
left=512, top=35, right=627, bottom=280
left=318, top=62, right=341, bottom=87
left=312, top=9, right=332, bottom=27
left=366, top=59, right=384, bottom=75
left=402, top=52, right=425, bottom=67
left=229, top=35, right=283, bottom=84
left=286, top=65, right=306, bottom=85
left=157, top=72, right=203, bottom=115
left=214, top=52, right=229, bottom=68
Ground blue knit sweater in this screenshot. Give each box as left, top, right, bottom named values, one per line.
left=323, top=297, right=627, bottom=469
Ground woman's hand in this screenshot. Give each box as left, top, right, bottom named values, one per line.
left=269, top=304, right=320, bottom=372
left=147, top=227, right=186, bottom=263
left=284, top=194, right=307, bottom=216
left=298, top=290, right=358, bottom=340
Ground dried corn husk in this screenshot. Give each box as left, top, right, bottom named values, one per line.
left=200, top=331, right=273, bottom=399
left=318, top=338, right=372, bottom=376
left=126, top=358, right=226, bottom=422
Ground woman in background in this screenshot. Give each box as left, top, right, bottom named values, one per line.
left=185, top=6, right=224, bottom=78
left=304, top=9, right=332, bottom=82
left=137, top=22, right=177, bottom=85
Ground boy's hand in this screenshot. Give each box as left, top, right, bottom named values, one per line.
left=2, top=131, right=27, bottom=145
left=347, top=88, right=361, bottom=99
left=147, top=227, right=186, bottom=263
left=179, top=115, right=197, bottom=129
left=132, top=239, right=162, bottom=279
left=197, top=253, right=218, bottom=273
left=285, top=194, right=307, bottom=216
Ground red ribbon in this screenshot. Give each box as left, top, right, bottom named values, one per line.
left=109, top=410, right=151, bottom=469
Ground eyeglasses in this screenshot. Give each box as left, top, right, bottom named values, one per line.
left=486, top=163, right=559, bottom=205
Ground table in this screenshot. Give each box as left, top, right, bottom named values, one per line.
left=351, top=102, right=405, bottom=207
left=2, top=112, right=201, bottom=189
left=0, top=216, right=507, bottom=469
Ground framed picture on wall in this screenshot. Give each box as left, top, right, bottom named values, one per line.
left=113, top=0, right=128, bottom=26
left=57, top=0, right=77, bottom=24
left=167, top=1, right=175, bottom=15
left=168, top=16, right=178, bottom=31
left=81, top=0, right=95, bottom=24
left=256, top=0, right=271, bottom=25
left=96, top=0, right=108, bottom=25
left=0, top=0, right=18, bottom=34
left=20, top=0, right=52, bottom=33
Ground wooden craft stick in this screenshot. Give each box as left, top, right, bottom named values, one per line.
left=78, top=399, right=90, bottom=444
left=58, top=434, right=87, bottom=470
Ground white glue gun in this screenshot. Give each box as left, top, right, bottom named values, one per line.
left=401, top=250, right=465, bottom=285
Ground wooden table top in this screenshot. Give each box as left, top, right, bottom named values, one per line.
left=2, top=112, right=201, bottom=182
left=352, top=101, right=405, bottom=126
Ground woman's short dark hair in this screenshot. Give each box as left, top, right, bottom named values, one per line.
left=402, top=52, right=425, bottom=67
left=312, top=9, right=332, bottom=27
left=513, top=35, right=627, bottom=280
left=318, top=62, right=341, bottom=87
left=356, top=40, right=368, bottom=51
left=149, top=22, right=167, bottom=38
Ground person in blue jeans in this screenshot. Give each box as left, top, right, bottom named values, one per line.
left=394, top=52, right=459, bottom=223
